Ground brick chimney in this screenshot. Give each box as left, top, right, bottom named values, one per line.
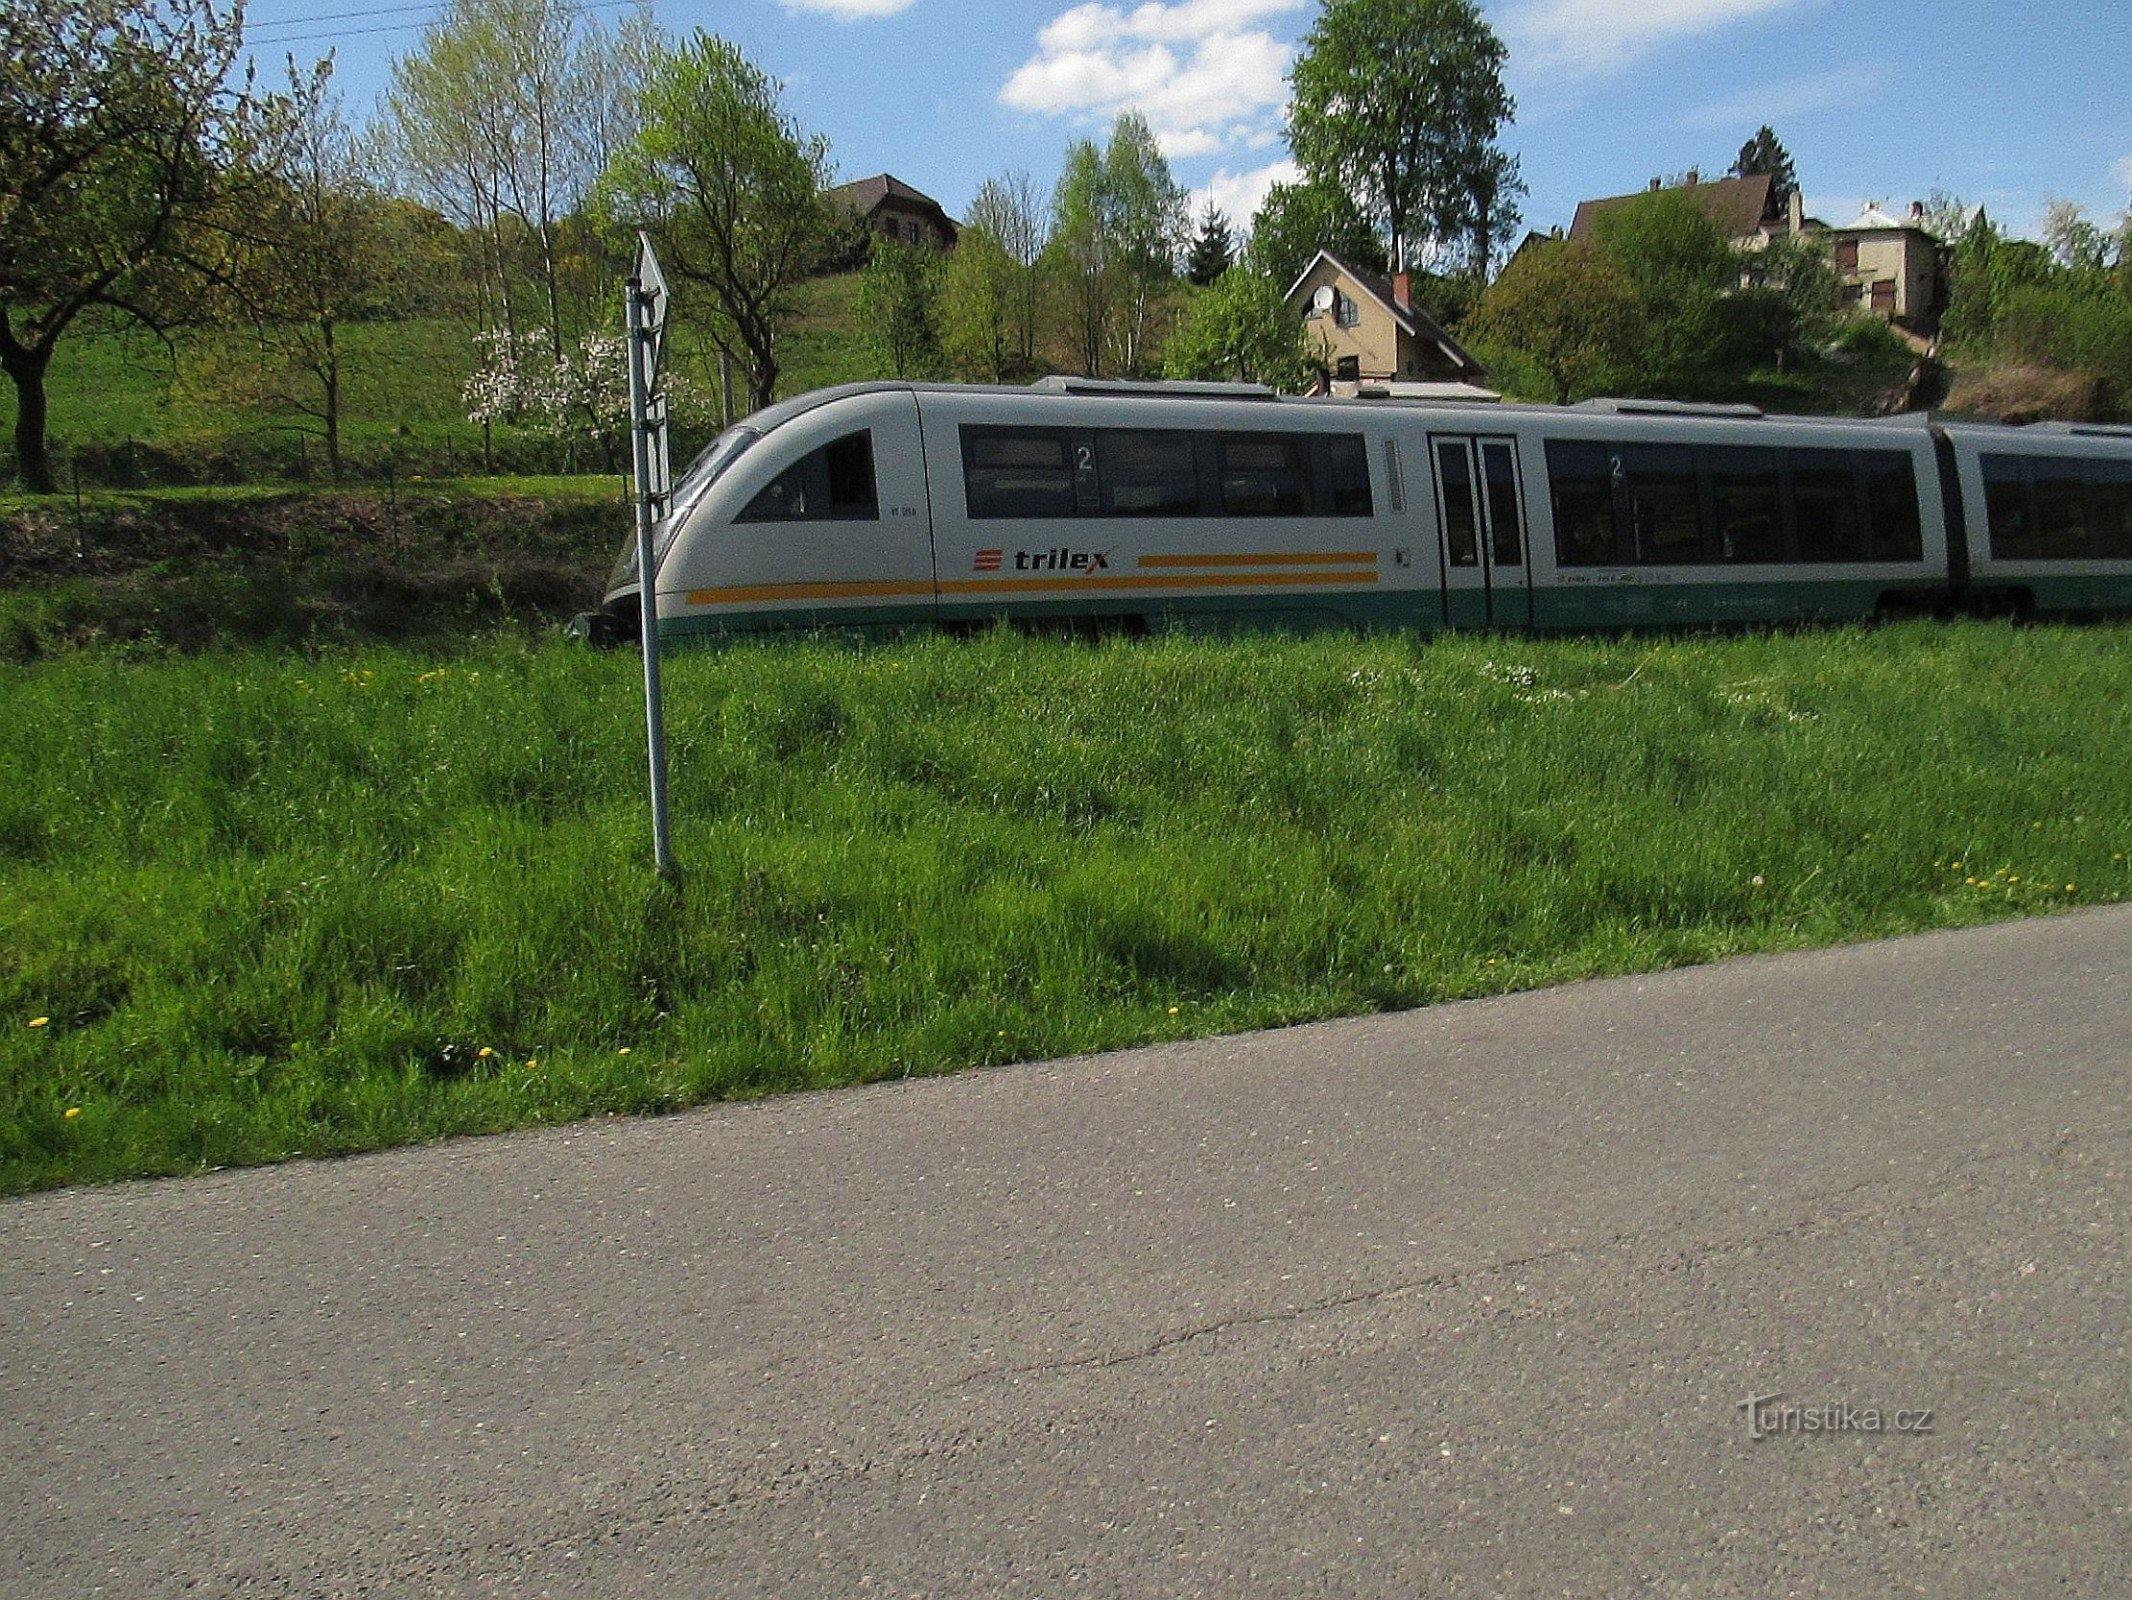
left=1390, top=271, right=1413, bottom=311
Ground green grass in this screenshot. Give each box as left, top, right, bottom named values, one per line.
left=6, top=622, right=2132, bottom=1194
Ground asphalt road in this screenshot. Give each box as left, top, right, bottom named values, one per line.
left=4, top=911, right=2128, bottom=1599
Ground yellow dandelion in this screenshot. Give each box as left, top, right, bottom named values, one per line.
left=1952, top=861, right=1964, bottom=871
left=524, top=1059, right=539, bottom=1070
left=2009, top=876, right=2021, bottom=884
left=476, top=1046, right=495, bottom=1060
left=1167, top=1006, right=1180, bottom=1015
left=616, top=1047, right=631, bottom=1056
left=2067, top=884, right=2078, bottom=893
left=29, top=1016, right=49, bottom=1028
left=63, top=1107, right=80, bottom=1120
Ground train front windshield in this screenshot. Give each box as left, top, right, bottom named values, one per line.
left=608, top=425, right=762, bottom=589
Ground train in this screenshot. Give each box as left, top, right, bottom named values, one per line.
left=588, top=376, right=2132, bottom=642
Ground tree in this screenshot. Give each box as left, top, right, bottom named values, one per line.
left=1589, top=187, right=1737, bottom=387
left=1162, top=267, right=1317, bottom=391
left=856, top=237, right=943, bottom=379
left=1287, top=0, right=1515, bottom=272
left=1047, top=139, right=1114, bottom=377
left=963, top=171, right=1045, bottom=374
left=383, top=0, right=600, bottom=355
left=207, top=57, right=394, bottom=481
left=2041, top=199, right=2112, bottom=273
left=1186, top=202, right=1235, bottom=287
left=1737, top=232, right=1839, bottom=369
left=1245, top=179, right=1385, bottom=294
left=941, top=224, right=1017, bottom=381
left=1, top=0, right=283, bottom=492
left=596, top=33, right=836, bottom=411
left=1730, top=126, right=1797, bottom=210
left=1464, top=146, right=1525, bottom=280
left=1101, top=111, right=1188, bottom=374
left=1466, top=238, right=1644, bottom=404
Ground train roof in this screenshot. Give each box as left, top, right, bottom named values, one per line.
left=720, top=379, right=2123, bottom=442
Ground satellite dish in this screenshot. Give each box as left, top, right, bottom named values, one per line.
left=1311, top=285, right=1337, bottom=313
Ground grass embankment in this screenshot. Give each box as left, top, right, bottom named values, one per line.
left=7, top=623, right=2131, bottom=1194
left=0, top=476, right=626, bottom=654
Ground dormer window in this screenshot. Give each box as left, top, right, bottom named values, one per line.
left=1335, top=292, right=1359, bottom=328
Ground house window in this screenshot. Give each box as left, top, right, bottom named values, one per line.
left=1335, top=293, right=1359, bottom=328
left=1871, top=279, right=1897, bottom=314
left=1335, top=355, right=1360, bottom=381
left=906, top=220, right=922, bottom=244
left=1834, top=239, right=1860, bottom=273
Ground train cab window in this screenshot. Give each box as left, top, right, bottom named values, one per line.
left=735, top=431, right=878, bottom=523
left=1546, top=441, right=1617, bottom=566
left=963, top=428, right=1077, bottom=518
left=1323, top=435, right=1375, bottom=517
left=1096, top=430, right=1201, bottom=516
left=1861, top=452, right=1924, bottom=561
left=1615, top=443, right=1701, bottom=564
left=1790, top=451, right=1867, bottom=562
left=1707, top=446, right=1785, bottom=562
left=1982, top=455, right=2038, bottom=558
left=1219, top=437, right=1314, bottom=516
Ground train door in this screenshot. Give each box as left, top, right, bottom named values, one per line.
left=1430, top=435, right=1532, bottom=628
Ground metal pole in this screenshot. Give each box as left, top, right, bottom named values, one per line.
left=626, top=276, right=676, bottom=880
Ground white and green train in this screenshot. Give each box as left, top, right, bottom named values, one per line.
left=593, top=377, right=2132, bottom=641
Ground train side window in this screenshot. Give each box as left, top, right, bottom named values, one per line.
left=1861, top=452, right=1924, bottom=562
left=1481, top=442, right=1522, bottom=565
left=2033, top=458, right=2094, bottom=558
left=1321, top=435, right=1375, bottom=517
left=963, top=427, right=1078, bottom=519
left=1546, top=440, right=1617, bottom=566
left=1219, top=436, right=1314, bottom=516
left=1435, top=440, right=1480, bottom=567
left=735, top=431, right=878, bottom=523
left=2091, top=460, right=2132, bottom=559
left=1616, top=443, right=1701, bottom=564
left=1790, top=450, right=1867, bottom=562
left=1096, top=429, right=1201, bottom=516
left=1706, top=446, right=1785, bottom=563
left=1982, top=455, right=2037, bottom=558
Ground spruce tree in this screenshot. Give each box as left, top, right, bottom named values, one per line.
left=1185, top=202, right=1235, bottom=287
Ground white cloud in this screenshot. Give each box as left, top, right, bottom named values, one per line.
left=1504, top=0, right=1807, bottom=75
left=1681, top=65, right=1879, bottom=130
left=1000, top=0, right=1303, bottom=159
left=779, top=0, right=917, bottom=18
left=1192, top=159, right=1300, bottom=232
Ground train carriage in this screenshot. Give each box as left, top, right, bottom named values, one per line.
left=597, top=378, right=2132, bottom=642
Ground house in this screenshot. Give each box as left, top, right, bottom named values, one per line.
left=1568, top=170, right=1806, bottom=252
left=1283, top=250, right=1490, bottom=389
left=1820, top=202, right=1945, bottom=327
left=823, top=174, right=959, bottom=250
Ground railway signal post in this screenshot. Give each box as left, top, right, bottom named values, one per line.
left=626, top=233, right=677, bottom=880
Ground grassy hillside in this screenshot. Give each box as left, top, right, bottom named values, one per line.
left=8, top=622, right=2132, bottom=1193
left=0, top=275, right=878, bottom=488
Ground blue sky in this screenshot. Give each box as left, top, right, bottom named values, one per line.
left=253, top=0, right=2131, bottom=246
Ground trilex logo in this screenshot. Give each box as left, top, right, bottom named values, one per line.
left=973, top=547, right=1113, bottom=573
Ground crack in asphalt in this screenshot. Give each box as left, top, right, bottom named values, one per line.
left=958, top=1122, right=2131, bottom=1388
